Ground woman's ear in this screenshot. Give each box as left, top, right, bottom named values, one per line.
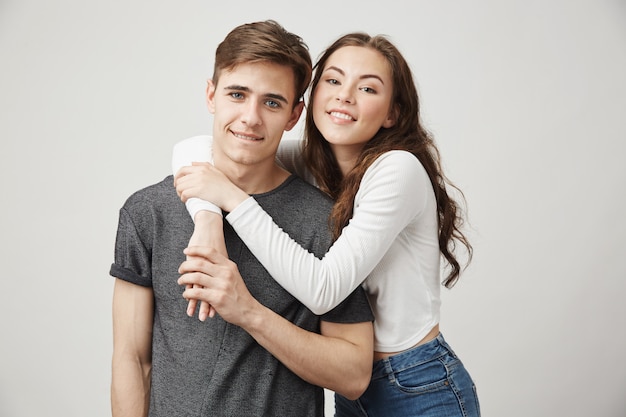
left=383, top=104, right=399, bottom=128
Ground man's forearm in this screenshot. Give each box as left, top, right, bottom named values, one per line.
left=176, top=247, right=373, bottom=398
left=111, top=357, right=151, bottom=417
left=111, top=279, right=154, bottom=417
left=242, top=304, right=373, bottom=400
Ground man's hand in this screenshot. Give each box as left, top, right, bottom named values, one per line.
left=177, top=246, right=260, bottom=326
left=177, top=247, right=374, bottom=399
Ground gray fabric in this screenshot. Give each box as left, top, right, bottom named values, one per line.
left=110, top=174, right=373, bottom=417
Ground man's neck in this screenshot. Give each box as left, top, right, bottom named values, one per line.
left=213, top=155, right=289, bottom=195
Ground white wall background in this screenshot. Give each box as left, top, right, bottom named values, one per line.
left=1, top=1, right=625, bottom=416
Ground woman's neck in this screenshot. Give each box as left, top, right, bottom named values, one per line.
left=329, top=143, right=362, bottom=176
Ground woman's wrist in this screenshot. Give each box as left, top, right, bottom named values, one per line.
left=223, top=186, right=250, bottom=212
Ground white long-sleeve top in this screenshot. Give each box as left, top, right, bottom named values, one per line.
left=173, top=136, right=441, bottom=352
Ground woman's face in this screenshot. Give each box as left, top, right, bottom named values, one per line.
left=312, top=45, right=396, bottom=157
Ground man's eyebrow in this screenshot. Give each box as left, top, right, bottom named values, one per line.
left=325, top=66, right=385, bottom=85
left=224, top=84, right=251, bottom=93
left=224, top=85, right=290, bottom=105
left=265, top=93, right=290, bottom=105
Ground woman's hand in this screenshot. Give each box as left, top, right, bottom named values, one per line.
left=174, top=162, right=247, bottom=212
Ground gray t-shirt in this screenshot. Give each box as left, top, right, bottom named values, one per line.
left=110, top=174, right=373, bottom=417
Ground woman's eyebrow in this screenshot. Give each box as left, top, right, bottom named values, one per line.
left=324, top=66, right=385, bottom=84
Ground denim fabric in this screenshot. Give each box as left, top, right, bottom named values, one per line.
left=335, top=333, right=480, bottom=417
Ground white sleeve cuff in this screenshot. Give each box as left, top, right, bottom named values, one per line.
left=185, top=198, right=222, bottom=221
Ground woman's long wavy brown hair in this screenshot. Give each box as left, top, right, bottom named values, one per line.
left=303, top=33, right=472, bottom=288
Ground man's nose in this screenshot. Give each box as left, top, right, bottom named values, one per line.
left=241, top=101, right=262, bottom=126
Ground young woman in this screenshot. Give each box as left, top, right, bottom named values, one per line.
left=174, top=33, right=480, bottom=416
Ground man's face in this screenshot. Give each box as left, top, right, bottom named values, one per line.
left=207, top=62, right=303, bottom=169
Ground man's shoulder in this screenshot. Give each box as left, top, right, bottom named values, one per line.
left=121, top=175, right=177, bottom=213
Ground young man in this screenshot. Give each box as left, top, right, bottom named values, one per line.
left=110, top=20, right=374, bottom=417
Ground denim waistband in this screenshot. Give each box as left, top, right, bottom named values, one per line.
left=371, top=333, right=456, bottom=380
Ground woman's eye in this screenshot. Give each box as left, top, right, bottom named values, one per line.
left=327, top=78, right=339, bottom=85
left=361, top=86, right=376, bottom=94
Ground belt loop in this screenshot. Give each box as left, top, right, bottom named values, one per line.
left=383, top=358, right=395, bottom=383
left=437, top=333, right=457, bottom=358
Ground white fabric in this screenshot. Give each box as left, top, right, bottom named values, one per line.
left=172, top=135, right=221, bottom=218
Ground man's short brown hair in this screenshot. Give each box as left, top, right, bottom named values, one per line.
left=213, top=20, right=312, bottom=107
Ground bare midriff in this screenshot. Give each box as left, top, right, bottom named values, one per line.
left=373, top=324, right=440, bottom=361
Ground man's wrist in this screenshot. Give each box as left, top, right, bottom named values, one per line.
left=240, top=302, right=270, bottom=335
left=193, top=210, right=224, bottom=224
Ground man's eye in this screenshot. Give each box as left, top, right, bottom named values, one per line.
left=230, top=92, right=244, bottom=99
left=266, top=100, right=280, bottom=108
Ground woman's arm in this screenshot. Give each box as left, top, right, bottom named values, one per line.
left=172, top=135, right=222, bottom=218
left=227, top=151, right=427, bottom=314
left=172, top=138, right=428, bottom=315
left=173, top=136, right=312, bottom=214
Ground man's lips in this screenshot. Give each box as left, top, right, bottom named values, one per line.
left=231, top=131, right=263, bottom=141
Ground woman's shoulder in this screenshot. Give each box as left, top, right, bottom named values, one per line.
left=357, top=150, right=432, bottom=216
left=360, top=150, right=432, bottom=201
left=368, top=150, right=426, bottom=177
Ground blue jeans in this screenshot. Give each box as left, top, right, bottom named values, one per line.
left=335, top=333, right=480, bottom=417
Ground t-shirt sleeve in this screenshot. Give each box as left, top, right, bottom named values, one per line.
left=226, top=151, right=429, bottom=315
left=320, top=286, right=374, bottom=324
left=109, top=206, right=153, bottom=287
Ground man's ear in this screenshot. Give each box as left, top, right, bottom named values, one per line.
left=285, top=101, right=305, bottom=131
left=382, top=104, right=399, bottom=128
left=206, top=79, right=216, bottom=114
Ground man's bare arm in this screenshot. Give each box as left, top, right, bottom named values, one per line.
left=245, top=307, right=373, bottom=399
left=178, top=246, right=373, bottom=399
left=185, top=210, right=227, bottom=320
left=112, top=279, right=154, bottom=417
